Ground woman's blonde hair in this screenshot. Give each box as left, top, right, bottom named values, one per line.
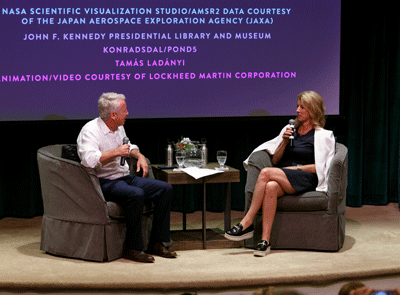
left=295, top=91, right=326, bottom=128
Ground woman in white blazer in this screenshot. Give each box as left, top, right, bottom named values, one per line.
left=225, top=91, right=335, bottom=257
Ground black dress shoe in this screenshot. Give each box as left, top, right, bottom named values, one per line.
left=254, top=240, right=271, bottom=257
left=124, top=249, right=155, bottom=263
left=224, top=223, right=254, bottom=241
left=146, top=242, right=177, bottom=258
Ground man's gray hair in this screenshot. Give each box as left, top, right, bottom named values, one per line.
left=98, top=92, right=126, bottom=120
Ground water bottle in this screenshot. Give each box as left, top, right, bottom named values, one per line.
left=200, top=138, right=208, bottom=167
left=166, top=142, right=174, bottom=166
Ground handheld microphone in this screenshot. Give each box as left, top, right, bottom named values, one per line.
left=120, top=137, right=129, bottom=166
left=289, top=119, right=295, bottom=147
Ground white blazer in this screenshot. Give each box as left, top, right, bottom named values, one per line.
left=244, top=125, right=335, bottom=192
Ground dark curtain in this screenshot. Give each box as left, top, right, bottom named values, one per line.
left=341, top=5, right=400, bottom=208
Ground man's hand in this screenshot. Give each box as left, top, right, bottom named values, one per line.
left=136, top=154, right=149, bottom=177
left=116, top=144, right=130, bottom=157
left=100, top=144, right=130, bottom=165
left=130, top=149, right=149, bottom=177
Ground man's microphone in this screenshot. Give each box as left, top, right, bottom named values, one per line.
left=120, top=137, right=129, bottom=166
left=289, top=119, right=295, bottom=147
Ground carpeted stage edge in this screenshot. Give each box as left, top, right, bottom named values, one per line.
left=0, top=203, right=400, bottom=293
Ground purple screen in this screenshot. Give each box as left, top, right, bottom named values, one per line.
left=0, top=0, right=340, bottom=121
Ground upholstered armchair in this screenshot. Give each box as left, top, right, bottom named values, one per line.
left=244, top=142, right=348, bottom=251
left=37, top=144, right=154, bottom=262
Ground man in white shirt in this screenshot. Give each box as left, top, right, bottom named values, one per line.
left=77, top=92, right=176, bottom=263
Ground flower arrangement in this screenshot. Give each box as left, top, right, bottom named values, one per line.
left=174, top=137, right=194, bottom=151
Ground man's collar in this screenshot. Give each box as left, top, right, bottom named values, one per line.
left=97, top=117, right=114, bottom=134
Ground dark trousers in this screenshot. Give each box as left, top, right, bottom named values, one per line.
left=99, top=175, right=173, bottom=251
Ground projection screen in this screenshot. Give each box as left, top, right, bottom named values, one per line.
left=0, top=0, right=341, bottom=121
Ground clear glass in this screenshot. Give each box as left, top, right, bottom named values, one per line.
left=216, top=150, right=227, bottom=169
left=175, top=150, right=186, bottom=170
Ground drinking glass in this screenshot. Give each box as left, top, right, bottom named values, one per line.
left=216, top=150, right=227, bottom=169
left=175, top=150, right=186, bottom=170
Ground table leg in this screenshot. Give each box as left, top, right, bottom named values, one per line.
left=224, top=183, right=232, bottom=232
left=183, top=191, right=187, bottom=231
left=202, top=182, right=207, bottom=249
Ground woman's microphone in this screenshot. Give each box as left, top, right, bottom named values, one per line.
left=289, top=119, right=295, bottom=147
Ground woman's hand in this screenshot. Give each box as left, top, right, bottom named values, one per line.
left=282, top=127, right=294, bottom=142
left=283, top=166, right=297, bottom=170
left=283, top=164, right=316, bottom=174
left=272, top=127, right=294, bottom=165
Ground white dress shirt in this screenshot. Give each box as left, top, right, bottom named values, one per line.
left=77, top=117, right=139, bottom=179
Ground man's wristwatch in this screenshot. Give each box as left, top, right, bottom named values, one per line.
left=297, top=164, right=303, bottom=171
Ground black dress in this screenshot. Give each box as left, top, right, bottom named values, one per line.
left=278, top=129, right=318, bottom=194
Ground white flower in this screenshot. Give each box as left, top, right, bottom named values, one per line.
left=181, top=137, right=191, bottom=144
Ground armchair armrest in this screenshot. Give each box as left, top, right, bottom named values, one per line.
left=37, top=146, right=109, bottom=224
left=327, top=143, right=348, bottom=212
left=245, top=150, right=273, bottom=194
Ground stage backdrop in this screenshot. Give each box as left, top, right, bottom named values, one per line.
left=1, top=0, right=340, bottom=121
left=1, top=2, right=399, bottom=219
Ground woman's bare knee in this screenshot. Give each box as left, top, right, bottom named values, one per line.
left=257, top=168, right=295, bottom=195
left=258, top=167, right=275, bottom=182
left=264, top=181, right=281, bottom=198
left=259, top=167, right=285, bottom=183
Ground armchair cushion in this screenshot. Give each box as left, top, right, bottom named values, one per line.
left=276, top=191, right=328, bottom=211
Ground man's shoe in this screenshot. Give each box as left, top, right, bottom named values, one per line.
left=124, top=249, right=155, bottom=263
left=224, top=223, right=254, bottom=241
left=146, top=242, right=177, bottom=258
left=253, top=240, right=271, bottom=257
